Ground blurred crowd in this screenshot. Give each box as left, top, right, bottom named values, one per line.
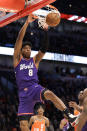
left=0, top=66, right=87, bottom=131
left=0, top=82, right=19, bottom=131
left=0, top=22, right=87, bottom=57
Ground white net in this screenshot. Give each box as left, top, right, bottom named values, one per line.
left=33, top=5, right=59, bottom=28
left=38, top=17, right=46, bottom=28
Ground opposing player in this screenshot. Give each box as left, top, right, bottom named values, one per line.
left=69, top=91, right=84, bottom=113
left=29, top=102, right=49, bottom=131
left=13, top=14, right=76, bottom=131
left=69, top=91, right=84, bottom=131
left=77, top=88, right=87, bottom=131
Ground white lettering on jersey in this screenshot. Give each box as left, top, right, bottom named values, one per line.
left=20, top=62, right=34, bottom=70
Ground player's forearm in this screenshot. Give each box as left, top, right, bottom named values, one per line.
left=14, top=19, right=29, bottom=51
left=40, top=30, right=49, bottom=53
left=18, top=19, right=29, bottom=40
left=77, top=112, right=86, bottom=131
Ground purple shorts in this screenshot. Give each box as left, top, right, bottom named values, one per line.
left=18, top=84, right=45, bottom=116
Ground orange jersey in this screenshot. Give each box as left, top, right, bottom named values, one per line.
left=31, top=120, right=45, bottom=131
left=74, top=109, right=80, bottom=131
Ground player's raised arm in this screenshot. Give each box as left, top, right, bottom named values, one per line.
left=69, top=101, right=83, bottom=113
left=33, top=24, right=49, bottom=67
left=13, top=14, right=35, bottom=67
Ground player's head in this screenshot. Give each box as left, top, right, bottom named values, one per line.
left=78, top=91, right=84, bottom=101
left=34, top=102, right=45, bottom=115
left=21, top=41, right=32, bottom=58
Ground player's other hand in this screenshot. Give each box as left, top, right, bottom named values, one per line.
left=27, top=14, right=36, bottom=23
left=42, top=23, right=49, bottom=31
left=69, top=101, right=78, bottom=109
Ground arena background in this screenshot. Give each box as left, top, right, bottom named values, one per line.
left=0, top=0, right=87, bottom=130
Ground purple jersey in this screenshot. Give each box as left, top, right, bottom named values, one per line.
left=14, top=57, right=38, bottom=97
left=63, top=120, right=70, bottom=131
left=14, top=57, right=44, bottom=115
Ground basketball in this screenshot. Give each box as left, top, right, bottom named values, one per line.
left=46, top=12, right=61, bottom=27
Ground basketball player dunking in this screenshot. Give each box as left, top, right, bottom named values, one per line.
left=13, top=14, right=76, bottom=131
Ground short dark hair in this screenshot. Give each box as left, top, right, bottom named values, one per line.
left=21, top=41, right=32, bottom=50
left=34, top=102, right=45, bottom=114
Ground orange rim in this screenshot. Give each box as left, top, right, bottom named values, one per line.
left=46, top=4, right=58, bottom=11
left=31, top=13, right=38, bottom=19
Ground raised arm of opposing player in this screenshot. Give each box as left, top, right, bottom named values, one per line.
left=69, top=101, right=83, bottom=113
left=13, top=14, right=35, bottom=67
left=33, top=24, right=49, bottom=68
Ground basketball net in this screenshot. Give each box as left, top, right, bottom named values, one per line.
left=33, top=5, right=60, bottom=28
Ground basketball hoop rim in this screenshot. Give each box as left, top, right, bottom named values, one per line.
left=36, top=4, right=60, bottom=28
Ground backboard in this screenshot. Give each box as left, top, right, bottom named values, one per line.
left=0, top=0, right=25, bottom=13
left=0, top=0, right=56, bottom=27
